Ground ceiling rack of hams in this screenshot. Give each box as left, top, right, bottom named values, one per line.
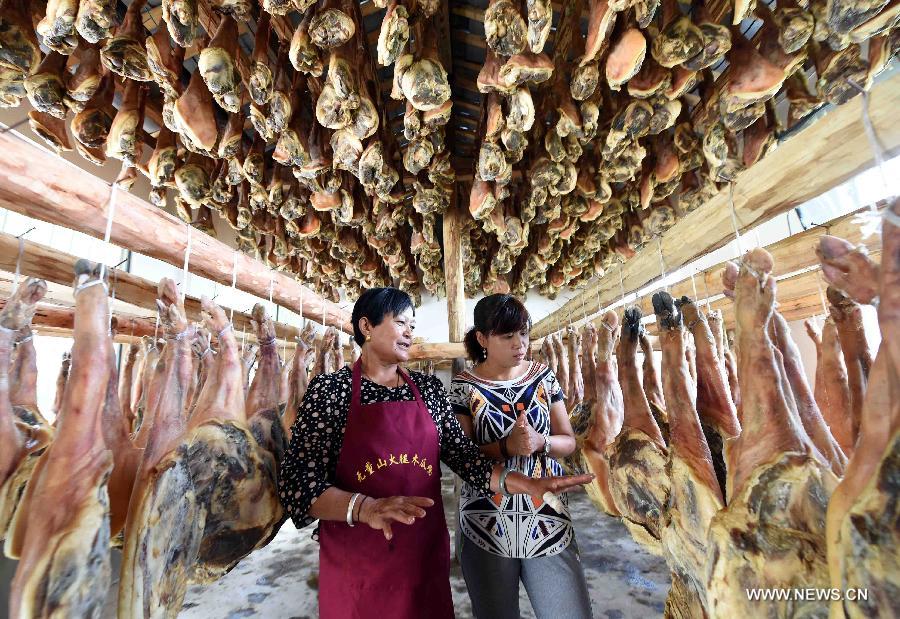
left=1, top=0, right=897, bottom=307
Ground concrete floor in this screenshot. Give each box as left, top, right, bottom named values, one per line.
left=0, top=475, right=670, bottom=619
left=178, top=475, right=670, bottom=619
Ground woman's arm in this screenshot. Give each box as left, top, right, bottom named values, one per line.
left=309, top=486, right=434, bottom=542
left=455, top=401, right=575, bottom=459
left=545, top=399, right=577, bottom=457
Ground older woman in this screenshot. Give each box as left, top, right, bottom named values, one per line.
left=449, top=294, right=593, bottom=618
left=278, top=288, right=592, bottom=619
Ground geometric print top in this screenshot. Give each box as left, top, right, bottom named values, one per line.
left=448, top=361, right=574, bottom=558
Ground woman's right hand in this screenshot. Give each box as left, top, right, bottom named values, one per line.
left=358, top=495, right=435, bottom=541
left=506, top=412, right=544, bottom=456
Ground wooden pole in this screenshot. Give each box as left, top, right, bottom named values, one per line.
left=0, top=232, right=305, bottom=342
left=531, top=71, right=900, bottom=339
left=0, top=130, right=352, bottom=335
left=443, top=194, right=468, bottom=376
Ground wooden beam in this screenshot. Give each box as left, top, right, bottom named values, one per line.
left=0, top=130, right=352, bottom=334
left=406, top=342, right=467, bottom=361
left=0, top=233, right=307, bottom=342
left=531, top=71, right=900, bottom=339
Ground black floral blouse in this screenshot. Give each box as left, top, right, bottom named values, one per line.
left=278, top=366, right=494, bottom=533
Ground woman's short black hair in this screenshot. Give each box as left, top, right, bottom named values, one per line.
left=463, top=294, right=532, bottom=362
left=351, top=287, right=416, bottom=346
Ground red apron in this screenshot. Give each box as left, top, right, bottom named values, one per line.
left=318, top=360, right=454, bottom=619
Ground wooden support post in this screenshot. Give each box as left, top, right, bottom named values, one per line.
left=443, top=193, right=468, bottom=376
left=0, top=130, right=352, bottom=335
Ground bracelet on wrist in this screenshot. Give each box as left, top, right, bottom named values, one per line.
left=498, top=468, right=513, bottom=497
left=346, top=492, right=361, bottom=527
left=355, top=496, right=368, bottom=523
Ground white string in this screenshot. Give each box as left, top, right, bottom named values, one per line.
left=181, top=224, right=192, bottom=303
left=847, top=79, right=888, bottom=238
left=229, top=252, right=238, bottom=323
left=728, top=183, right=743, bottom=257
left=690, top=269, right=698, bottom=301
left=12, top=237, right=24, bottom=293
left=618, top=263, right=626, bottom=309
left=656, top=237, right=667, bottom=292
left=98, top=182, right=119, bottom=283
left=703, top=274, right=712, bottom=313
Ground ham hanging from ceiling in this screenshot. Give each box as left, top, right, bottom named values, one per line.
left=579, top=313, right=624, bottom=517
left=283, top=321, right=317, bottom=439
left=605, top=306, right=669, bottom=555
left=0, top=282, right=54, bottom=544
left=7, top=269, right=114, bottom=619
left=826, top=200, right=899, bottom=619
left=652, top=291, right=723, bottom=619
left=183, top=297, right=283, bottom=584
left=805, top=317, right=856, bottom=457
left=639, top=328, right=669, bottom=443
left=706, top=249, right=837, bottom=618
left=119, top=278, right=205, bottom=619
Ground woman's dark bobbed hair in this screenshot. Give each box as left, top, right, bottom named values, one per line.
left=351, top=287, right=415, bottom=346
left=463, top=294, right=532, bottom=362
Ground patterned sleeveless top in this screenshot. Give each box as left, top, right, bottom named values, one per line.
left=448, top=361, right=573, bottom=558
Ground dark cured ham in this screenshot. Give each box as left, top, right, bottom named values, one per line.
left=606, top=307, right=668, bottom=555
left=706, top=250, right=836, bottom=618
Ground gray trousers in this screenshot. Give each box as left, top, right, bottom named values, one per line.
left=459, top=534, right=594, bottom=619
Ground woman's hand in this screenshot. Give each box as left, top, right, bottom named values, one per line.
left=358, top=495, right=435, bottom=541
left=506, top=412, right=545, bottom=456
left=526, top=473, right=594, bottom=496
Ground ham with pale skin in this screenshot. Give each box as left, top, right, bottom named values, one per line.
left=639, top=329, right=669, bottom=443
left=652, top=291, right=723, bottom=619
left=566, top=324, right=585, bottom=411
left=605, top=306, right=668, bottom=555
left=183, top=297, right=283, bottom=583
left=826, top=199, right=899, bottom=619
left=0, top=282, right=54, bottom=544
left=283, top=322, right=317, bottom=439
left=7, top=269, right=114, bottom=619
left=579, top=314, right=624, bottom=517
left=771, top=310, right=848, bottom=477
left=541, top=335, right=558, bottom=375
left=678, top=297, right=741, bottom=500
left=806, top=318, right=856, bottom=456
left=707, top=250, right=837, bottom=618
left=118, top=278, right=205, bottom=618
left=827, top=286, right=874, bottom=443
left=118, top=342, right=140, bottom=433
left=551, top=331, right=570, bottom=401
left=53, top=350, right=71, bottom=420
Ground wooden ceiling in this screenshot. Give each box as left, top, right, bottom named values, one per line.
left=1, top=0, right=897, bottom=309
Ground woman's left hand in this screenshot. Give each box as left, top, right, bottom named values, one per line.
left=526, top=473, right=594, bottom=497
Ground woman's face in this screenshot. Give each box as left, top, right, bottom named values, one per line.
left=479, top=328, right=529, bottom=367
left=362, top=308, right=416, bottom=362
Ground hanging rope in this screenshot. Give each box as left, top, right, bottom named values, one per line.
left=229, top=252, right=238, bottom=323
left=618, top=263, right=626, bottom=309
left=181, top=224, right=192, bottom=304
left=847, top=79, right=889, bottom=237
left=690, top=269, right=699, bottom=301
left=728, top=182, right=743, bottom=259
left=98, top=182, right=119, bottom=283
left=703, top=272, right=713, bottom=313
left=656, top=237, right=667, bottom=292
left=12, top=229, right=31, bottom=293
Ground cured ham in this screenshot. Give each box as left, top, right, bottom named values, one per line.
left=283, top=322, right=317, bottom=438
left=118, top=342, right=140, bottom=433
left=579, top=313, right=624, bottom=517
left=678, top=297, right=740, bottom=499
left=182, top=298, right=282, bottom=583
left=707, top=250, right=837, bottom=617
left=565, top=324, right=584, bottom=411
left=53, top=350, right=71, bottom=419
left=119, top=278, right=204, bottom=618
left=552, top=331, right=570, bottom=401
left=826, top=199, right=899, bottom=618
left=652, top=291, right=723, bottom=618
left=0, top=283, right=54, bottom=543
left=806, top=318, right=856, bottom=456
left=8, top=268, right=114, bottom=618
left=639, top=329, right=669, bottom=443
left=606, top=307, right=668, bottom=555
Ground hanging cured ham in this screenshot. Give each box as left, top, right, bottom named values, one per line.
left=183, top=298, right=283, bottom=583
left=826, top=200, right=899, bottom=618
left=283, top=322, right=317, bottom=438
left=638, top=329, right=668, bottom=442
left=805, top=318, right=856, bottom=456
left=652, top=291, right=723, bottom=618
left=678, top=297, right=740, bottom=499
left=119, top=278, right=204, bottom=618
left=605, top=307, right=668, bottom=555
left=7, top=269, right=114, bottom=619
left=0, top=283, right=54, bottom=543
left=706, top=249, right=837, bottom=617
left=578, top=313, right=624, bottom=517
